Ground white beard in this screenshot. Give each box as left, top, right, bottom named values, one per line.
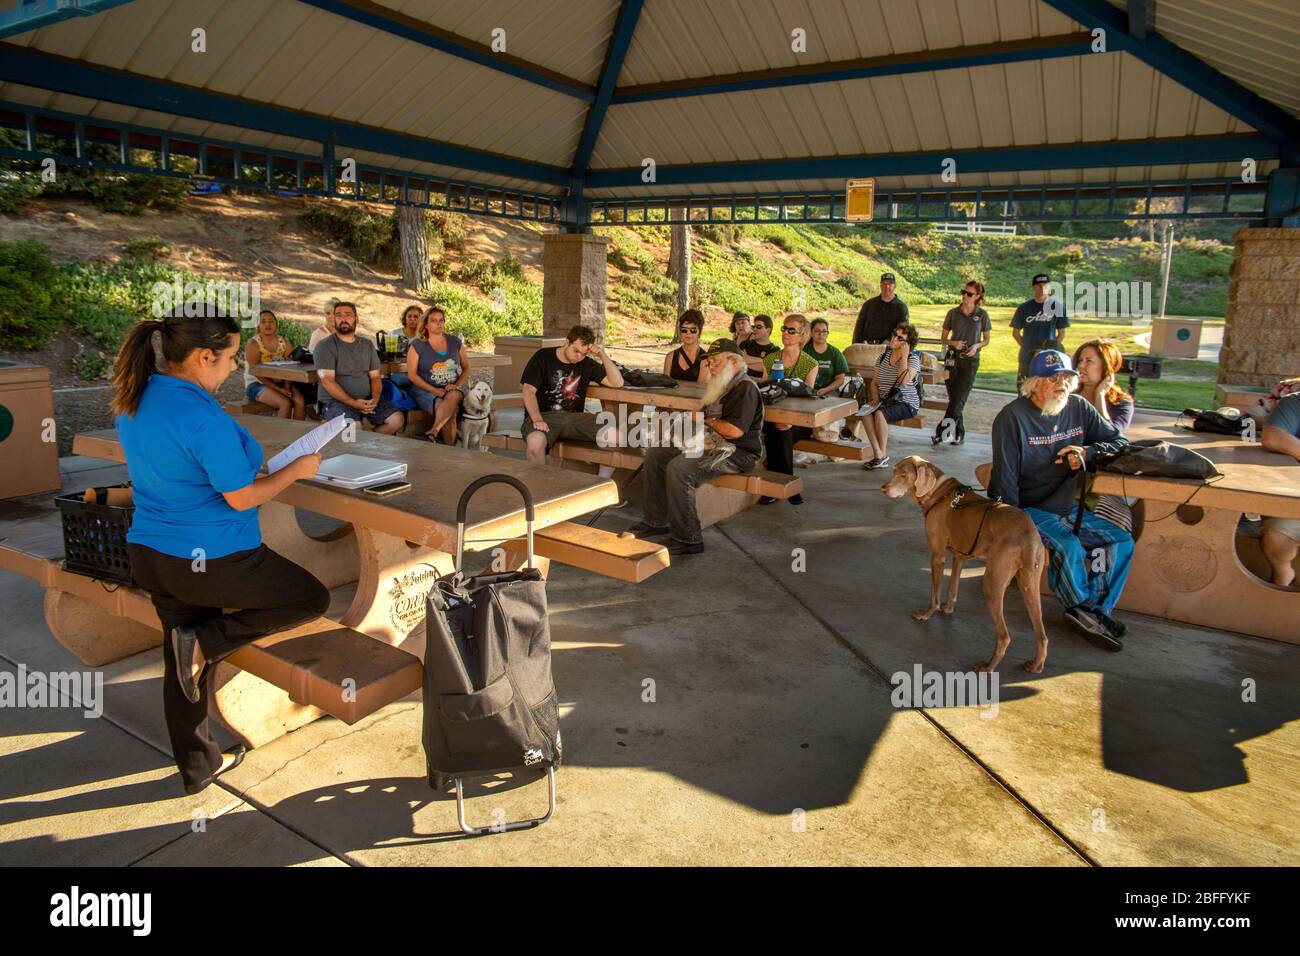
left=1038, top=393, right=1071, bottom=417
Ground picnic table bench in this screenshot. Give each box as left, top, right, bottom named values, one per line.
left=484, top=379, right=849, bottom=524
left=0, top=416, right=667, bottom=747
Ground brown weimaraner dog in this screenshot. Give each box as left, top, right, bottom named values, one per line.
left=881, top=455, right=1050, bottom=674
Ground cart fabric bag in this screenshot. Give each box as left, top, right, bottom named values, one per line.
left=422, top=475, right=561, bottom=833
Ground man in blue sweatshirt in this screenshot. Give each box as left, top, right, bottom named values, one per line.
left=989, top=349, right=1132, bottom=650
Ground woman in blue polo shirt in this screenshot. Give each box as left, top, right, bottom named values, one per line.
left=112, top=311, right=329, bottom=794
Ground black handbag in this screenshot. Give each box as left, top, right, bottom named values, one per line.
left=422, top=475, right=560, bottom=834
left=1181, top=407, right=1253, bottom=438
left=776, top=378, right=816, bottom=399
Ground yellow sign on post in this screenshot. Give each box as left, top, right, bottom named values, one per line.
left=845, top=178, right=875, bottom=222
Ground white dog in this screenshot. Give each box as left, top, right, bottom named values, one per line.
left=457, top=380, right=494, bottom=451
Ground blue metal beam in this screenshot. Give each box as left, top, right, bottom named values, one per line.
left=0, top=0, right=134, bottom=41
left=611, top=33, right=1095, bottom=104
left=1041, top=0, right=1300, bottom=144
left=0, top=45, right=570, bottom=188
left=586, top=177, right=1266, bottom=226
left=570, top=0, right=643, bottom=179
left=0, top=101, right=564, bottom=222
left=584, top=135, right=1278, bottom=189
left=295, top=0, right=593, bottom=102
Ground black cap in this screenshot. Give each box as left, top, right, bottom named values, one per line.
left=881, top=272, right=896, bottom=282
left=1032, top=273, right=1050, bottom=285
left=706, top=338, right=742, bottom=356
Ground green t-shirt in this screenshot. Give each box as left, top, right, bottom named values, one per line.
left=803, top=342, right=849, bottom=389
left=763, top=349, right=818, bottom=383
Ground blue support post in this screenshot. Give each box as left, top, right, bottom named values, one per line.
left=1264, top=169, right=1300, bottom=226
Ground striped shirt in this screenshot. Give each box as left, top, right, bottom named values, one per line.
left=875, top=348, right=921, bottom=410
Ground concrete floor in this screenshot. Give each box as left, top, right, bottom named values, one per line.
left=1, top=426, right=1297, bottom=866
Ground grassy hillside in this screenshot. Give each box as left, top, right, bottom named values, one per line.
left=601, top=221, right=1233, bottom=321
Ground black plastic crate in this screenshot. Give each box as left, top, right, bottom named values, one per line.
left=55, top=486, right=134, bottom=585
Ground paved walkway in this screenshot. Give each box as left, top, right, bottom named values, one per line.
left=1, top=427, right=1297, bottom=865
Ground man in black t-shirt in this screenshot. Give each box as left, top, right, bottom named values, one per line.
left=739, top=313, right=780, bottom=377
left=629, top=340, right=762, bottom=556
left=520, top=324, right=623, bottom=464
left=852, top=272, right=909, bottom=344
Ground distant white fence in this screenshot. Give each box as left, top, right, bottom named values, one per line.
left=934, top=221, right=1018, bottom=235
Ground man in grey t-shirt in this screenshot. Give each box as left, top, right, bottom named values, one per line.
left=314, top=302, right=403, bottom=434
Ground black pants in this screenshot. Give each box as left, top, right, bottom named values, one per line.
left=762, top=421, right=814, bottom=476
left=936, top=357, right=979, bottom=441
left=128, top=543, right=330, bottom=789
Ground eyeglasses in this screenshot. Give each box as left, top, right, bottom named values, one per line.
left=892, top=332, right=908, bottom=341
left=962, top=290, right=977, bottom=298
left=781, top=327, right=799, bottom=334
left=678, top=326, right=699, bottom=334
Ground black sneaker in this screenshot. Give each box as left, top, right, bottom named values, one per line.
left=667, top=539, right=704, bottom=556
left=1065, top=606, right=1123, bottom=651
left=1097, top=610, right=1128, bottom=640
left=788, top=493, right=804, bottom=506
left=930, top=434, right=944, bottom=447
left=626, top=521, right=671, bottom=538
left=758, top=496, right=777, bottom=505
left=862, top=457, right=881, bottom=470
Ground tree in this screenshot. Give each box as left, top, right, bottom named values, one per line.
left=667, top=222, right=690, bottom=342
left=398, top=190, right=431, bottom=291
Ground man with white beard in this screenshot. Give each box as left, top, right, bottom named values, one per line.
left=629, top=340, right=763, bottom=557
left=988, top=349, right=1132, bottom=649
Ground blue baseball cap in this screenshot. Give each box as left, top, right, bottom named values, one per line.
left=1027, top=349, right=1077, bottom=378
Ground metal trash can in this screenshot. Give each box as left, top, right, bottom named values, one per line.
left=0, top=361, right=60, bottom=500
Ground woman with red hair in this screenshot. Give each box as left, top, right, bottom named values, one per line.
left=1073, top=338, right=1134, bottom=433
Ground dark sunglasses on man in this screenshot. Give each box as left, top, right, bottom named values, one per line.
left=781, top=326, right=799, bottom=334
left=962, top=289, right=977, bottom=298
left=678, top=325, right=699, bottom=334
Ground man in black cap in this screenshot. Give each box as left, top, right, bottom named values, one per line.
left=628, top=339, right=763, bottom=557
left=1011, top=272, right=1070, bottom=385
left=851, top=272, right=909, bottom=344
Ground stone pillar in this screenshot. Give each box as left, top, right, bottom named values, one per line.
left=542, top=233, right=610, bottom=343
left=1219, top=228, right=1300, bottom=387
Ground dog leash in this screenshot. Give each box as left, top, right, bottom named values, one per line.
left=922, top=478, right=997, bottom=558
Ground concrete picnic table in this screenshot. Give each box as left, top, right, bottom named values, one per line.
left=1091, top=419, right=1300, bottom=645
left=251, top=351, right=512, bottom=384
left=54, top=417, right=668, bottom=742
left=586, top=380, right=855, bottom=428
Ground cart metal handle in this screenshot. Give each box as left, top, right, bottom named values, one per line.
left=455, top=474, right=536, bottom=572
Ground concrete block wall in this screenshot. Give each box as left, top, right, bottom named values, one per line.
left=1220, top=228, right=1300, bottom=386
left=542, top=233, right=610, bottom=342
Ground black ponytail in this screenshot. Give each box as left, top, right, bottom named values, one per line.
left=111, top=312, right=239, bottom=417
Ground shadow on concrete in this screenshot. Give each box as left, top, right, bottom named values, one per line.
left=734, top=514, right=1300, bottom=795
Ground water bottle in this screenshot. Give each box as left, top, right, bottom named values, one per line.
left=771, top=358, right=785, bottom=382
left=376, top=330, right=386, bottom=360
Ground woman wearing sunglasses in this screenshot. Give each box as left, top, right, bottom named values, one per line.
left=861, top=322, right=922, bottom=470
left=663, top=308, right=712, bottom=383
left=758, top=314, right=819, bottom=504
left=932, top=280, right=991, bottom=447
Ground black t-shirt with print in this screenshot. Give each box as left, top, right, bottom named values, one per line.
left=717, top=377, right=764, bottom=459
left=520, top=347, right=605, bottom=413
left=739, top=339, right=779, bottom=378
